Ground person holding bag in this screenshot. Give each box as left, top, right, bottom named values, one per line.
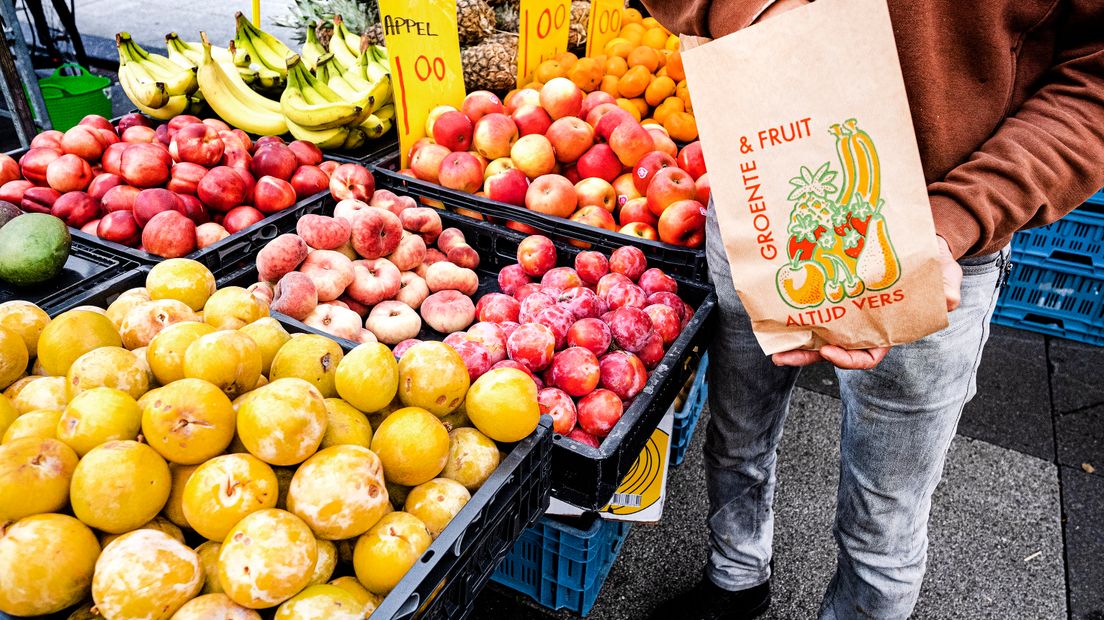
left=641, top=0, right=1104, bottom=618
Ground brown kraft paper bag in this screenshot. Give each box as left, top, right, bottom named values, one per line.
left=681, top=0, right=948, bottom=355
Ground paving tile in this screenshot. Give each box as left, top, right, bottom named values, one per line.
left=1056, top=405, right=1104, bottom=477
left=1049, top=337, right=1104, bottom=414
left=1062, top=466, right=1104, bottom=619
left=794, top=361, right=841, bottom=399
left=957, top=325, right=1055, bottom=461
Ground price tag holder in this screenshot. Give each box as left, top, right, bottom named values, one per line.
left=516, top=0, right=571, bottom=88
left=379, top=0, right=466, bottom=167
left=586, top=0, right=624, bottom=57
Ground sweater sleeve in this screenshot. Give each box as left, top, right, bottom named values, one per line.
left=928, top=1, right=1104, bottom=258
left=639, top=0, right=777, bottom=37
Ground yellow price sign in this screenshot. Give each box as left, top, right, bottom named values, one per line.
left=516, top=0, right=571, bottom=88
left=379, top=0, right=467, bottom=167
left=586, top=0, right=625, bottom=57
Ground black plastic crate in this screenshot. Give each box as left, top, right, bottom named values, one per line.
left=0, top=233, right=141, bottom=315
left=5, top=146, right=330, bottom=276
left=10, top=267, right=554, bottom=620
left=370, top=152, right=709, bottom=283
left=223, top=193, right=718, bottom=510
left=326, top=129, right=400, bottom=166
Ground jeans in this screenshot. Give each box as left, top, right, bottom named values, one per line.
left=702, top=203, right=1010, bottom=619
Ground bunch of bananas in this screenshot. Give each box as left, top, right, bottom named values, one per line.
left=116, top=32, right=203, bottom=120
left=231, top=12, right=290, bottom=92
left=195, top=32, right=288, bottom=136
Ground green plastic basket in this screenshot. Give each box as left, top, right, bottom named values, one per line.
left=36, top=63, right=112, bottom=131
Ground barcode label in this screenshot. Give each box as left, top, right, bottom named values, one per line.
left=611, top=493, right=642, bottom=507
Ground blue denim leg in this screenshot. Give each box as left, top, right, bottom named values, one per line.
left=703, top=202, right=799, bottom=591
left=818, top=249, right=1008, bottom=620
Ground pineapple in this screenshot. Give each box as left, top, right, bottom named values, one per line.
left=274, top=0, right=376, bottom=43
left=461, top=32, right=518, bottom=92
left=458, top=0, right=497, bottom=44
left=494, top=0, right=520, bottom=32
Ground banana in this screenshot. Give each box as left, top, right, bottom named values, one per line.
left=234, top=12, right=291, bottom=74
left=849, top=120, right=881, bottom=206
left=842, top=119, right=872, bottom=203
left=301, top=23, right=326, bottom=69
left=285, top=118, right=352, bottom=149
left=359, top=115, right=387, bottom=139
left=166, top=33, right=237, bottom=67
left=363, top=49, right=391, bottom=83
left=117, top=32, right=197, bottom=96
left=329, top=16, right=361, bottom=69
left=196, top=32, right=287, bottom=135
left=374, top=103, right=395, bottom=123
left=830, top=123, right=858, bottom=207
left=281, top=57, right=363, bottom=130
left=342, top=127, right=368, bottom=151
left=118, top=63, right=171, bottom=109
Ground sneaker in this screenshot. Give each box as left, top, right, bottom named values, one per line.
left=647, top=577, right=771, bottom=620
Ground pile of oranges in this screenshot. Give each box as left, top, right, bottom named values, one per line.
left=514, top=9, right=697, bottom=142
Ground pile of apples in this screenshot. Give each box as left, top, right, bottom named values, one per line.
left=401, top=83, right=709, bottom=248
left=257, top=182, right=486, bottom=346
left=0, top=113, right=357, bottom=258
left=395, top=235, right=695, bottom=448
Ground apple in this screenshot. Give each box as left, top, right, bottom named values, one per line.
left=611, top=172, right=642, bottom=209
left=121, top=143, right=173, bottom=188
left=350, top=207, right=403, bottom=259
left=609, top=122, right=654, bottom=168
left=303, top=304, right=363, bottom=341
left=142, top=210, right=197, bottom=258
left=580, top=91, right=617, bottom=121
left=365, top=301, right=422, bottom=345
left=19, top=147, right=61, bottom=185
left=424, top=105, right=458, bottom=136
left=172, top=123, right=224, bottom=166
left=511, top=134, right=556, bottom=179
left=347, top=257, right=402, bottom=306
left=511, top=104, right=553, bottom=137
left=50, top=191, right=99, bottom=227
left=472, top=113, right=519, bottom=160
left=546, top=117, right=594, bottom=164
left=438, top=152, right=484, bottom=193
left=539, top=77, right=584, bottom=121
left=196, top=222, right=230, bottom=248
left=593, top=107, right=634, bottom=142
left=251, top=144, right=298, bottom=180
left=484, top=157, right=516, bottom=179
left=574, top=178, right=617, bottom=212
left=287, top=140, right=323, bottom=167
left=100, top=184, right=140, bottom=213
left=300, top=249, right=356, bottom=301
left=329, top=163, right=375, bottom=202
left=695, top=173, right=711, bottom=205
left=677, top=141, right=707, bottom=180
left=253, top=175, right=297, bottom=214
left=474, top=165, right=528, bottom=207
left=571, top=206, right=617, bottom=231
left=410, top=144, right=451, bottom=184
left=633, top=151, right=678, bottom=195
left=121, top=126, right=157, bottom=143
left=420, top=289, right=477, bottom=333
left=658, top=199, right=707, bottom=248
left=395, top=271, right=430, bottom=309
left=195, top=165, right=248, bottom=212
left=576, top=389, right=623, bottom=437
left=647, top=127, right=678, bottom=158
left=620, top=222, right=659, bottom=240
left=61, top=124, right=108, bottom=162
left=517, top=235, right=557, bottom=277
left=462, top=90, right=505, bottom=123
left=223, top=205, right=265, bottom=233
left=524, top=174, right=577, bottom=218
left=619, top=197, right=657, bottom=227
left=133, top=188, right=185, bottom=227
left=576, top=144, right=622, bottom=183
left=432, top=110, right=475, bottom=151
left=44, top=153, right=93, bottom=193
left=505, top=88, right=540, bottom=114
left=646, top=167, right=696, bottom=216
left=97, top=210, right=141, bottom=246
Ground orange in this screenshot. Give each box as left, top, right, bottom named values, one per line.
left=568, top=57, right=603, bottom=92
left=618, top=24, right=644, bottom=46
left=641, top=17, right=661, bottom=29
left=676, top=79, right=693, bottom=110
left=642, top=27, right=668, bottom=50
left=656, top=66, right=668, bottom=78
left=604, top=55, right=628, bottom=78
left=615, top=98, right=642, bottom=121
left=642, top=118, right=661, bottom=127
left=664, top=111, right=699, bottom=142
left=555, top=52, right=578, bottom=71
left=599, top=75, right=620, bottom=98
left=622, top=8, right=643, bottom=24
left=645, top=75, right=677, bottom=106
left=653, top=96, right=685, bottom=124
left=591, top=54, right=608, bottom=67
left=604, top=38, right=633, bottom=59
left=617, top=64, right=652, bottom=98
left=628, top=97, right=650, bottom=118
left=523, top=80, right=543, bottom=91
left=535, top=59, right=565, bottom=83
left=665, top=34, right=681, bottom=51
left=503, top=89, right=520, bottom=108
left=666, top=51, right=685, bottom=82
left=627, top=46, right=660, bottom=73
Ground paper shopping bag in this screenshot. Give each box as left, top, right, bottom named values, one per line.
left=681, top=0, right=948, bottom=355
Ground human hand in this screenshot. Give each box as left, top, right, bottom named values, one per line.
left=936, top=235, right=963, bottom=312
left=772, top=345, right=890, bottom=370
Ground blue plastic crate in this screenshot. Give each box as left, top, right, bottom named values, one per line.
left=491, top=515, right=631, bottom=616
left=1012, top=207, right=1104, bottom=276
left=993, top=254, right=1104, bottom=346
left=670, top=353, right=709, bottom=467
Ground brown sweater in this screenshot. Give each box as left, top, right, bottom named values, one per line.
left=643, top=0, right=1104, bottom=258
